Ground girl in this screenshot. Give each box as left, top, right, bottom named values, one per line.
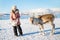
left=10, top=6, right=23, bottom=36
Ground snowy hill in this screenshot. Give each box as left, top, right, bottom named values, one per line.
left=22, top=8, right=60, bottom=18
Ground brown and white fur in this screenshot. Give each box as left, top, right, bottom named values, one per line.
left=29, top=14, right=55, bottom=35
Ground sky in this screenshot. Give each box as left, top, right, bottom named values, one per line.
left=0, top=0, right=60, bottom=13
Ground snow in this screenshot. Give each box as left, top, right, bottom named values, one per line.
left=0, top=18, right=60, bottom=40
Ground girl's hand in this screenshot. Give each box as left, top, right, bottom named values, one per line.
left=17, top=21, right=21, bottom=25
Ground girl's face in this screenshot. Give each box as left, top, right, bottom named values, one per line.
left=12, top=6, right=17, bottom=11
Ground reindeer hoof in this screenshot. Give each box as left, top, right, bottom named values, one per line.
left=41, top=32, right=45, bottom=35
left=50, top=32, right=54, bottom=36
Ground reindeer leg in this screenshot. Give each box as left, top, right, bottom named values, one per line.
left=39, top=24, right=45, bottom=35
left=50, top=21, right=55, bottom=35
left=29, top=17, right=33, bottom=24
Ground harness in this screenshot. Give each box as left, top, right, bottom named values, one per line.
left=32, top=17, right=43, bottom=25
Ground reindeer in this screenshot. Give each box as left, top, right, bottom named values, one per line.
left=29, top=14, right=55, bottom=35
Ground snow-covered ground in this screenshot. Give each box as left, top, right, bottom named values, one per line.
left=0, top=18, right=60, bottom=40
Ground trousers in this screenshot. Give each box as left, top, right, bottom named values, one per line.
left=13, top=25, right=23, bottom=36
